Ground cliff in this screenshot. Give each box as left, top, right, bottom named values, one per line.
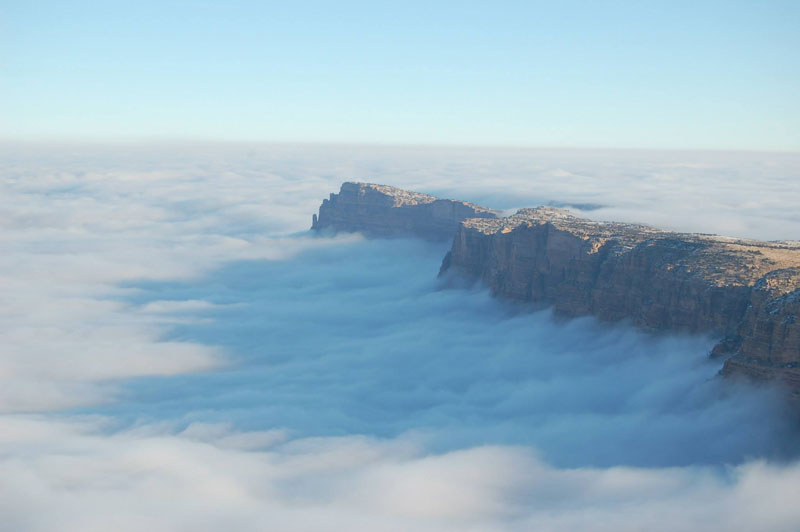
left=719, top=268, right=800, bottom=392
left=442, top=207, right=800, bottom=400
left=311, top=182, right=500, bottom=241
left=312, top=184, right=800, bottom=400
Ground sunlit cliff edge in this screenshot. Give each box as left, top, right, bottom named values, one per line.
left=313, top=182, right=800, bottom=402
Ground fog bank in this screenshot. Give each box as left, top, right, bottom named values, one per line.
left=1, top=144, right=799, bottom=531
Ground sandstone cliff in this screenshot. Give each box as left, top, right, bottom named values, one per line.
left=312, top=182, right=500, bottom=241
left=312, top=184, right=800, bottom=400
left=719, top=268, right=800, bottom=393
left=442, top=207, right=800, bottom=400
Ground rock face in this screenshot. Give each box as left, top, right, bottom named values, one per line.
left=312, top=182, right=500, bottom=241
left=719, top=268, right=800, bottom=393
left=442, top=207, right=800, bottom=400
left=312, top=183, right=800, bottom=400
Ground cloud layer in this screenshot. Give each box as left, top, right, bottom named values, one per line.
left=1, top=143, right=799, bottom=531
left=3, top=416, right=800, bottom=532
left=108, top=238, right=798, bottom=469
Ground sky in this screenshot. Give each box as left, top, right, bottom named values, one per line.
left=1, top=144, right=800, bottom=531
left=2, top=0, right=799, bottom=149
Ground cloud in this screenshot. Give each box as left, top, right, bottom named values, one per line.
left=1, top=416, right=800, bottom=532
left=0, top=143, right=799, bottom=530
left=108, top=237, right=799, bottom=469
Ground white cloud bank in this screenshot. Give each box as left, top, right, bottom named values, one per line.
left=1, top=417, right=799, bottom=532
left=0, top=143, right=799, bottom=531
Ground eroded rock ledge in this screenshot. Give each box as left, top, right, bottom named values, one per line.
left=312, top=183, right=800, bottom=399
left=312, top=182, right=500, bottom=240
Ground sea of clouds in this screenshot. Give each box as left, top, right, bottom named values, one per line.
left=1, top=142, right=799, bottom=531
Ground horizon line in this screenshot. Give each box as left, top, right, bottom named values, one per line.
left=2, top=137, right=799, bottom=155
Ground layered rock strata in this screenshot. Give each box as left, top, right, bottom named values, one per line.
left=312, top=184, right=800, bottom=399
left=718, top=268, right=800, bottom=392
left=442, top=207, right=800, bottom=399
left=312, top=182, right=500, bottom=241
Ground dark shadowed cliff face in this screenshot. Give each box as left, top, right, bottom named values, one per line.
left=312, top=182, right=500, bottom=241
left=312, top=183, right=800, bottom=401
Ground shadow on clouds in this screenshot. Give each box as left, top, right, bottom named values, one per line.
left=89, top=236, right=799, bottom=469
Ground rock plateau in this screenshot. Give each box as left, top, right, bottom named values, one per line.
left=312, top=183, right=800, bottom=402
left=312, top=182, right=500, bottom=241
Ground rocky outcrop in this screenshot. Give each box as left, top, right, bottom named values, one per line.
left=719, top=268, right=800, bottom=392
left=311, top=184, right=800, bottom=400
left=312, top=182, right=500, bottom=241
left=442, top=207, right=800, bottom=400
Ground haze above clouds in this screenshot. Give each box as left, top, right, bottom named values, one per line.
left=1, top=144, right=800, bottom=531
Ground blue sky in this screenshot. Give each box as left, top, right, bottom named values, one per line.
left=2, top=0, right=798, bottom=149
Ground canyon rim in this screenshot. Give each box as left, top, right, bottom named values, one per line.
left=314, top=182, right=800, bottom=404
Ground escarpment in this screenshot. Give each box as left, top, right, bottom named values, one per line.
left=719, top=268, right=800, bottom=392
left=442, top=208, right=800, bottom=399
left=312, top=184, right=800, bottom=400
left=312, top=182, right=500, bottom=241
